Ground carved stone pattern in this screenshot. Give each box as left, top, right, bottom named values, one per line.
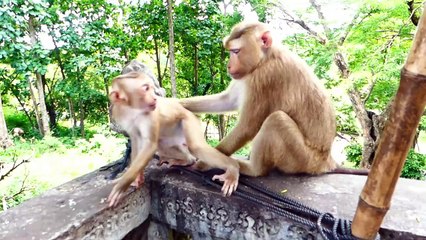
left=69, top=188, right=151, bottom=240
left=159, top=194, right=286, bottom=238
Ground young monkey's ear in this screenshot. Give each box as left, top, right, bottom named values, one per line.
left=109, top=91, right=126, bottom=103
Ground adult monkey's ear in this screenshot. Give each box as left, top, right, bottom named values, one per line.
left=261, top=31, right=272, bottom=48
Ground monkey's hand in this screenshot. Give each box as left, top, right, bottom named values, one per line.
left=108, top=179, right=132, bottom=208
left=131, top=172, right=145, bottom=188
left=212, top=167, right=239, bottom=197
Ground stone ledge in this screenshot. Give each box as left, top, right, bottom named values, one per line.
left=0, top=164, right=150, bottom=240
left=1, top=160, right=425, bottom=240
left=148, top=166, right=426, bottom=239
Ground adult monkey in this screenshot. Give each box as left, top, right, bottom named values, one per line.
left=106, top=60, right=166, bottom=179
left=180, top=21, right=363, bottom=176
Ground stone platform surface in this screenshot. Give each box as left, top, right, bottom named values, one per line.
left=0, top=160, right=425, bottom=239
left=149, top=165, right=426, bottom=239
left=0, top=163, right=150, bottom=240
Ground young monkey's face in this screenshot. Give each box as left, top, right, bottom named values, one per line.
left=110, top=73, right=158, bottom=113
left=138, top=81, right=157, bottom=112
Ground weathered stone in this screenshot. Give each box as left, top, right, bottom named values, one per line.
left=147, top=165, right=426, bottom=239
left=0, top=165, right=150, bottom=240
left=1, top=160, right=426, bottom=240
left=146, top=220, right=170, bottom=240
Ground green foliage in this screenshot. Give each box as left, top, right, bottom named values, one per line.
left=419, top=116, right=426, bottom=131
left=1, top=136, right=67, bottom=159
left=344, top=1, right=415, bottom=110
left=1, top=175, right=51, bottom=211
left=345, top=143, right=426, bottom=180
left=334, top=99, right=359, bottom=135
left=0, top=128, right=126, bottom=210
left=284, top=36, right=336, bottom=86
left=1, top=0, right=425, bottom=211
left=344, top=143, right=363, bottom=167
left=402, top=150, right=426, bottom=180
left=3, top=106, right=34, bottom=136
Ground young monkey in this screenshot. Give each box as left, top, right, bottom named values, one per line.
left=108, top=72, right=239, bottom=207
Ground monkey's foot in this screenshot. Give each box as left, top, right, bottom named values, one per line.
left=212, top=168, right=239, bottom=197
left=131, top=173, right=144, bottom=188
left=159, top=158, right=195, bottom=167
left=190, top=160, right=211, bottom=171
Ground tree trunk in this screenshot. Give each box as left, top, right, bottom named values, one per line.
left=0, top=94, right=12, bottom=149
left=193, top=44, right=199, bottom=95
left=79, top=100, right=85, bottom=138
left=407, top=0, right=420, bottom=26
left=348, top=90, right=376, bottom=167
left=352, top=8, right=426, bottom=235
left=217, top=45, right=227, bottom=140
left=68, top=98, right=77, bottom=129
left=218, top=115, right=225, bottom=140
left=204, top=119, right=210, bottom=140
left=28, top=16, right=50, bottom=136
left=27, top=77, right=43, bottom=134
left=41, top=74, right=57, bottom=129
left=154, top=38, right=163, bottom=87
left=34, top=74, right=50, bottom=136
left=167, top=0, right=177, bottom=97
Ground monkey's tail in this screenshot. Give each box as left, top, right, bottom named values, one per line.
left=328, top=166, right=369, bottom=176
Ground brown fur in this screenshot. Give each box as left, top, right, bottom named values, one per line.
left=108, top=72, right=239, bottom=207
left=180, top=21, right=338, bottom=177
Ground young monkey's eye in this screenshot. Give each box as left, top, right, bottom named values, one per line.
left=142, top=84, right=150, bottom=91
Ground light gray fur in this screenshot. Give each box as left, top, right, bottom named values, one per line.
left=121, top=60, right=166, bottom=97
left=110, top=60, right=166, bottom=135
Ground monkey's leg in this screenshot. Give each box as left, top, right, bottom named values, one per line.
left=157, top=144, right=197, bottom=167
left=240, top=111, right=324, bottom=176
left=181, top=114, right=240, bottom=196
left=167, top=145, right=197, bottom=164
left=158, top=157, right=193, bottom=168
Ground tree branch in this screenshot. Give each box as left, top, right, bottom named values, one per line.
left=309, top=0, right=330, bottom=36
left=348, top=89, right=376, bottom=167
left=348, top=89, right=371, bottom=132
left=5, top=173, right=29, bottom=201
left=363, top=72, right=378, bottom=104
left=162, top=54, right=170, bottom=80
left=380, top=8, right=418, bottom=63
left=2, top=173, right=29, bottom=210
left=407, top=0, right=420, bottom=26
left=334, top=51, right=350, bottom=78
left=0, top=155, right=31, bottom=181
left=272, top=2, right=327, bottom=44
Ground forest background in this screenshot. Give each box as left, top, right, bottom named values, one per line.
left=1, top=0, right=425, bottom=211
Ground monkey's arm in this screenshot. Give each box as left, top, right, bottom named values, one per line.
left=216, top=108, right=265, bottom=156
left=108, top=140, right=157, bottom=207
left=179, top=81, right=241, bottom=113
left=216, top=125, right=253, bottom=156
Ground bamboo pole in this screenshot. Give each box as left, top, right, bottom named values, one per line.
left=351, top=5, right=426, bottom=239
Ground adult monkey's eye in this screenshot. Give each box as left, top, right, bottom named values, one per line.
left=230, top=49, right=240, bottom=54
